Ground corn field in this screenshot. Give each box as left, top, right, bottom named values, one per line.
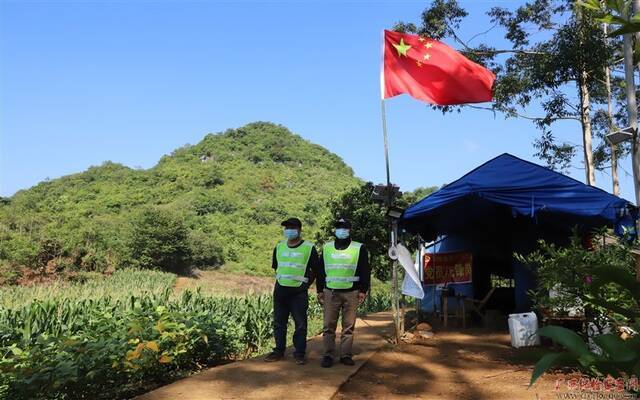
left=0, top=269, right=392, bottom=400
left=0, top=269, right=176, bottom=309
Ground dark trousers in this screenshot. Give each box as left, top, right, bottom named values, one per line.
left=273, top=286, right=309, bottom=357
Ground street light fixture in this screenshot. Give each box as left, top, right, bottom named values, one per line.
left=371, top=183, right=401, bottom=204
left=386, top=206, right=404, bottom=220
left=606, top=126, right=636, bottom=146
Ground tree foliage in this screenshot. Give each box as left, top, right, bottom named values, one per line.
left=518, top=229, right=637, bottom=330
left=529, top=259, right=640, bottom=384
left=579, top=0, right=640, bottom=38
left=317, top=182, right=438, bottom=280
left=126, top=208, right=192, bottom=273
left=396, top=0, right=634, bottom=177
left=518, top=230, right=640, bottom=385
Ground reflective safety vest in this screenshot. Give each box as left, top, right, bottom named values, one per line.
left=323, top=241, right=361, bottom=290
left=275, top=240, right=314, bottom=287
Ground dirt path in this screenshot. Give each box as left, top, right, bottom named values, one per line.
left=136, top=311, right=577, bottom=400
left=333, top=328, right=566, bottom=400
left=135, top=312, right=395, bottom=400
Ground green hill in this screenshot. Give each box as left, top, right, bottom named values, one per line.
left=0, top=122, right=359, bottom=277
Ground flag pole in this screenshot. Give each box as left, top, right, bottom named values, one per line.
left=381, top=98, right=401, bottom=343
left=381, top=99, right=391, bottom=191
left=381, top=30, right=400, bottom=343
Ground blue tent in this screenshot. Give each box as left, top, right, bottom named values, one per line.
left=400, top=153, right=638, bottom=313
left=401, top=153, right=637, bottom=241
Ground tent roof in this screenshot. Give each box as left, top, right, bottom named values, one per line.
left=400, top=153, right=637, bottom=240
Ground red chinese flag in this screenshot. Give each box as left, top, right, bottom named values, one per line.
left=381, top=30, right=495, bottom=105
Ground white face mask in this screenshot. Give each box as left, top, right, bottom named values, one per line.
left=335, top=228, right=350, bottom=239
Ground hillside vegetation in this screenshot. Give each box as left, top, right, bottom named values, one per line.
left=0, top=122, right=359, bottom=279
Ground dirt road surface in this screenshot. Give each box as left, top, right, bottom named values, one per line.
left=137, top=312, right=578, bottom=400
left=334, top=329, right=567, bottom=400
left=135, top=312, right=394, bottom=400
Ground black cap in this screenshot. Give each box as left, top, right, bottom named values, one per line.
left=281, top=217, right=302, bottom=229
left=334, top=218, right=352, bottom=229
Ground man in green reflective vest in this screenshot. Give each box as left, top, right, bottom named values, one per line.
left=265, top=217, right=319, bottom=365
left=317, top=218, right=370, bottom=368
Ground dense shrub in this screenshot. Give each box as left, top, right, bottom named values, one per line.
left=127, top=208, right=192, bottom=273
left=522, top=231, right=640, bottom=386
left=518, top=230, right=636, bottom=331
left=188, top=230, right=224, bottom=269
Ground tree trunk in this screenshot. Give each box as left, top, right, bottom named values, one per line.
left=576, top=9, right=596, bottom=186
left=603, top=16, right=620, bottom=195
left=612, top=144, right=620, bottom=195
left=578, top=69, right=596, bottom=186
left=624, top=6, right=640, bottom=205
left=634, top=0, right=640, bottom=74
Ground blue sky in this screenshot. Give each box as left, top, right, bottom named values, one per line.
left=1, top=0, right=636, bottom=202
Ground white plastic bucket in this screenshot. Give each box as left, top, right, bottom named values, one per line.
left=508, top=312, right=540, bottom=348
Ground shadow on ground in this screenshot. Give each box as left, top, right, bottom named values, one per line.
left=333, top=316, right=564, bottom=400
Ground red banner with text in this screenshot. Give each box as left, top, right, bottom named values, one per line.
left=423, top=252, right=472, bottom=285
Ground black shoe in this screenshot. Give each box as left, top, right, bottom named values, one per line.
left=340, top=356, right=355, bottom=366
left=321, top=356, right=333, bottom=368
left=264, top=352, right=284, bottom=362
left=294, top=354, right=306, bottom=365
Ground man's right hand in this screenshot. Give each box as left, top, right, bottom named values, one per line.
left=317, top=292, right=324, bottom=305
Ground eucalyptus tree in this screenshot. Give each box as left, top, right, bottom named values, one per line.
left=396, top=0, right=630, bottom=188
left=580, top=0, right=640, bottom=203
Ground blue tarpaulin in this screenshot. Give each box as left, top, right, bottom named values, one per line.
left=401, top=153, right=637, bottom=241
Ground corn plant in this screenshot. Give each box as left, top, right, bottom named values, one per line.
left=0, top=270, right=394, bottom=400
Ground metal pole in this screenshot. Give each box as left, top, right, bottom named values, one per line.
left=391, top=221, right=400, bottom=341
left=381, top=99, right=391, bottom=190
left=416, top=241, right=424, bottom=322
left=381, top=99, right=400, bottom=342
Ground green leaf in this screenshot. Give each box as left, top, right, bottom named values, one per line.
left=605, top=0, right=625, bottom=13
left=538, top=326, right=590, bottom=357
left=633, top=359, right=640, bottom=376
left=624, top=334, right=640, bottom=352
left=577, top=0, right=603, bottom=11
left=609, top=23, right=640, bottom=36
left=8, top=345, right=23, bottom=356
left=593, top=334, right=636, bottom=362
left=598, top=14, right=630, bottom=25
left=593, top=359, right=625, bottom=377
left=591, top=266, right=640, bottom=300
left=587, top=297, right=636, bottom=320
left=530, top=352, right=575, bottom=386
left=577, top=352, right=599, bottom=368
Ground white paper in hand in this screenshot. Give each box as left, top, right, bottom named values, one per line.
left=397, top=243, right=424, bottom=299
